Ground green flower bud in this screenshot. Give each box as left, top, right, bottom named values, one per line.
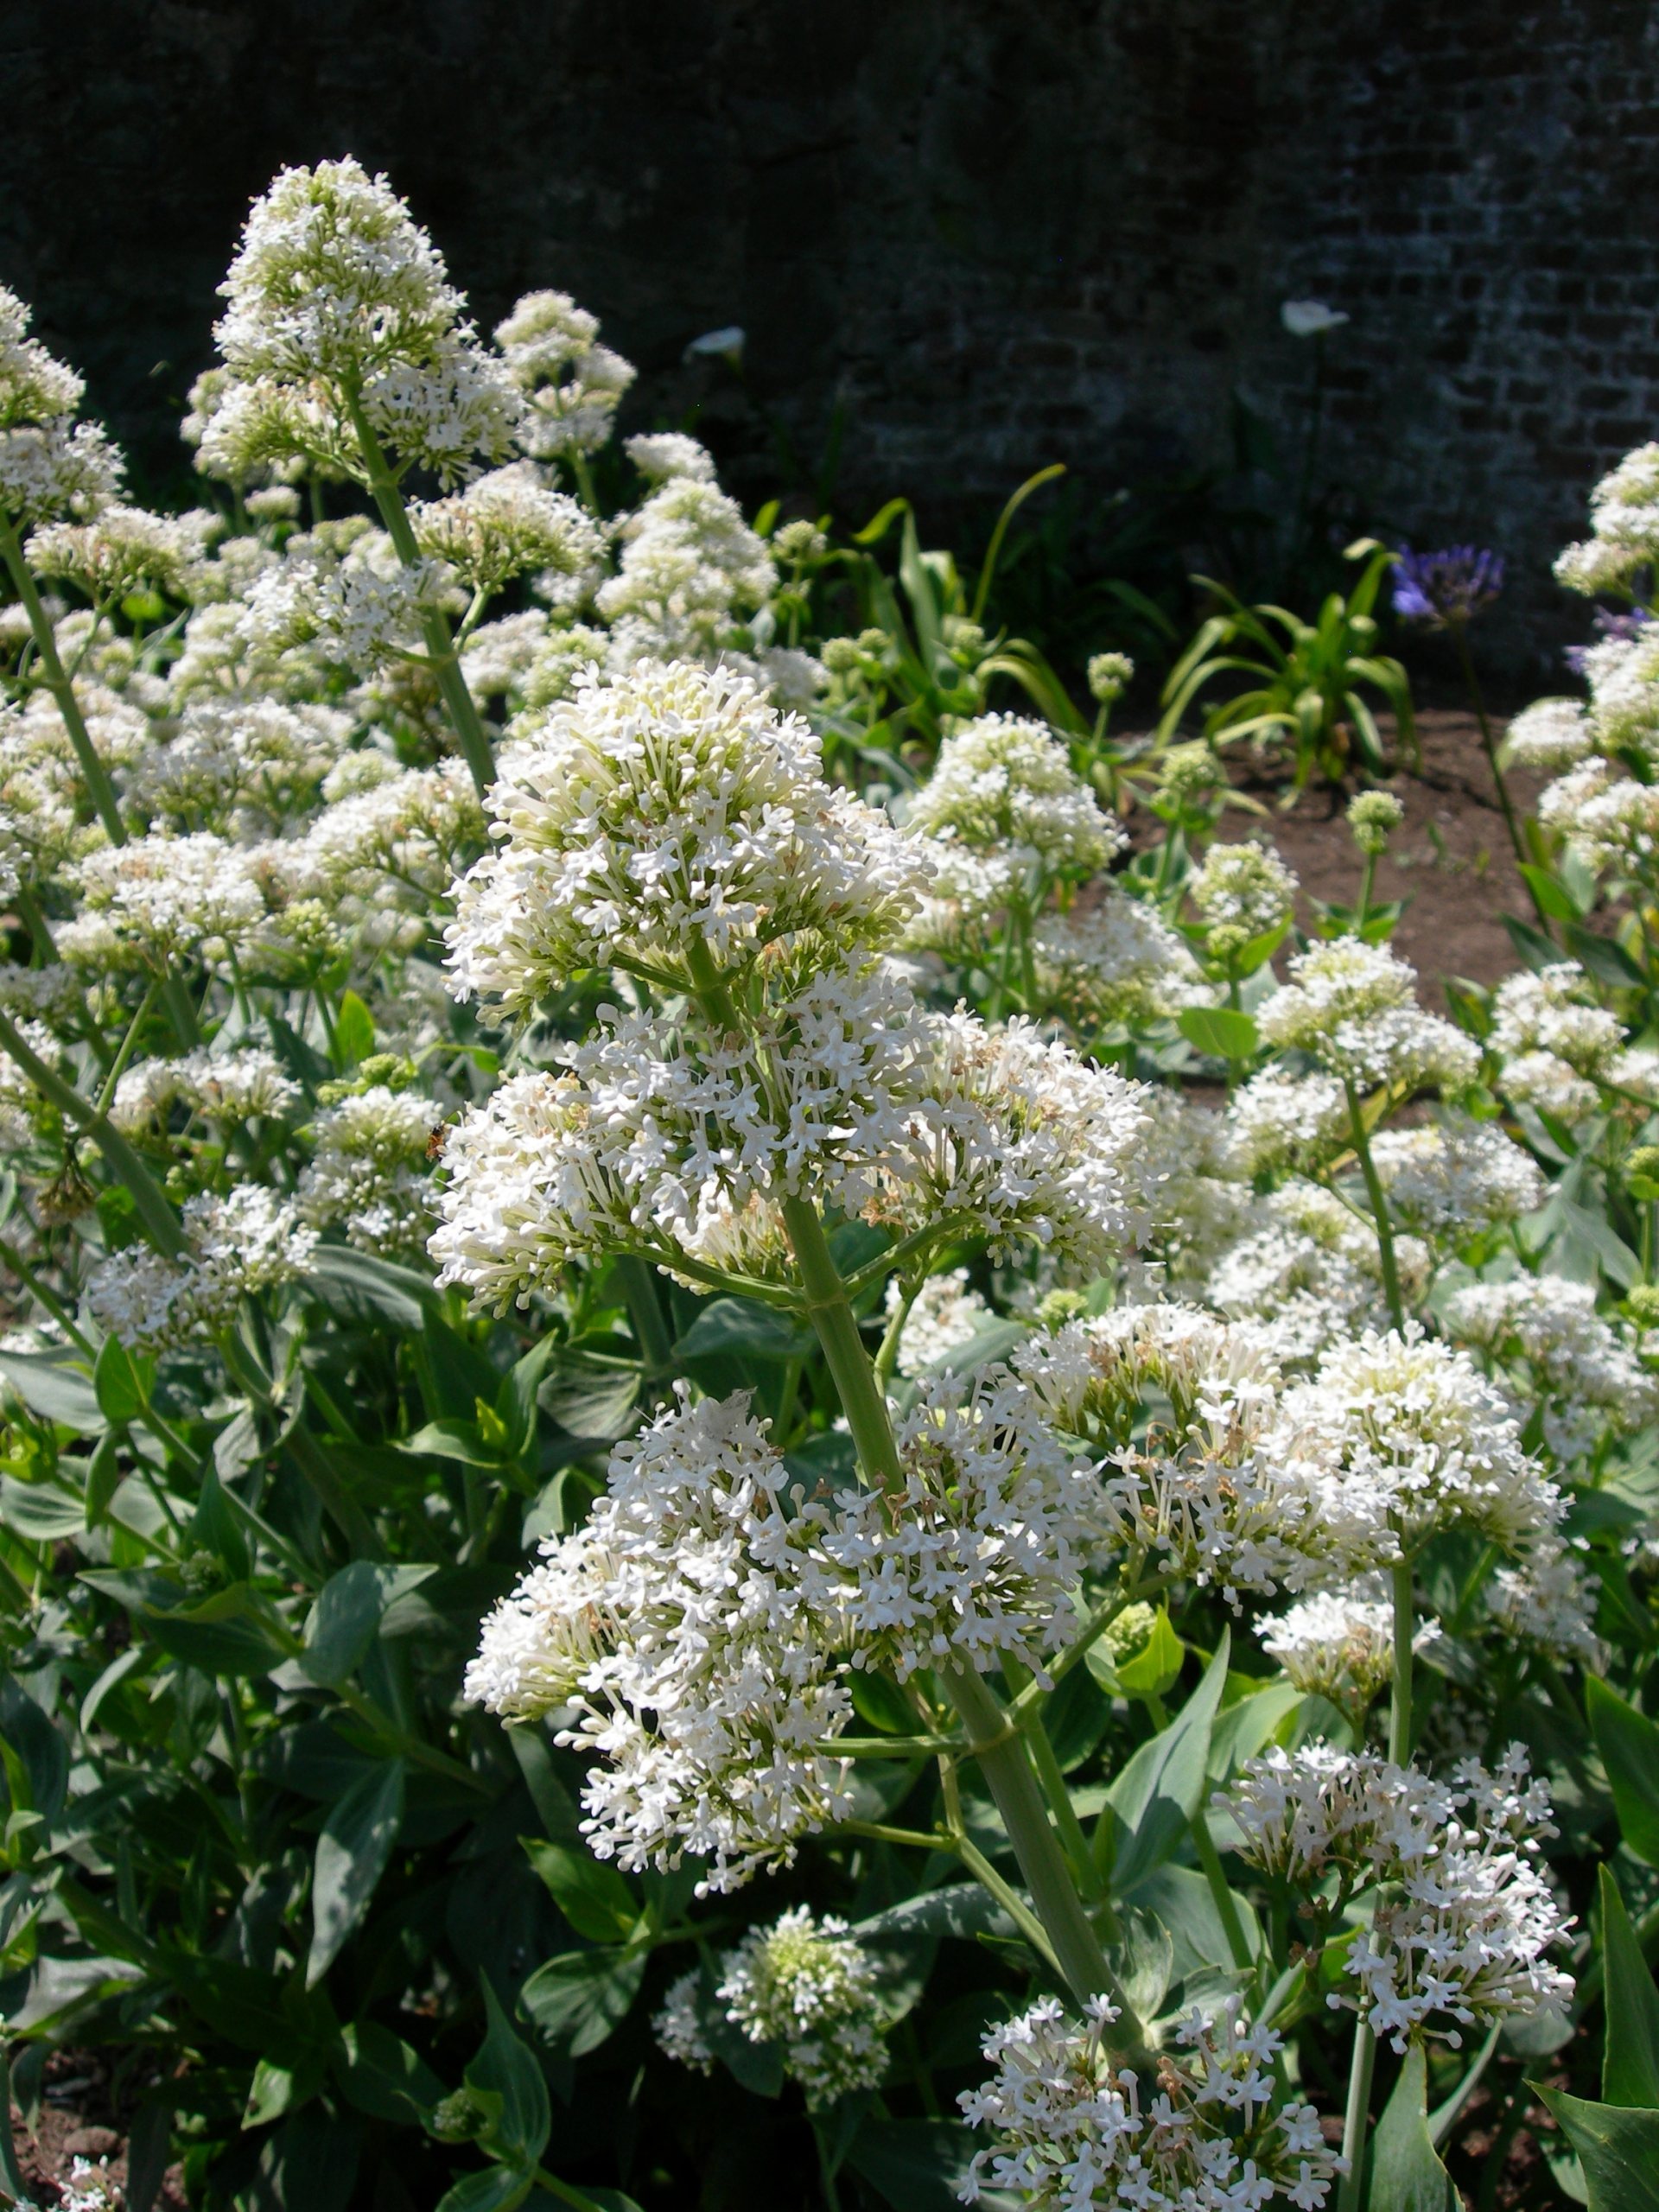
left=1087, top=651, right=1135, bottom=704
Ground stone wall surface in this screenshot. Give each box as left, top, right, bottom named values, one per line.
left=1, top=0, right=1656, bottom=664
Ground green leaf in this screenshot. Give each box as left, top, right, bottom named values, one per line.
left=1102, top=1633, right=1229, bottom=1896
left=519, top=1947, right=645, bottom=2060
left=0, top=2052, right=29, bottom=2203
left=846, top=2118, right=981, bottom=2212
left=466, top=1977, right=551, bottom=2173
left=243, top=2052, right=323, bottom=2129
left=1587, top=1676, right=1659, bottom=1866
left=1600, top=1866, right=1659, bottom=2107
left=192, top=1465, right=251, bottom=1582
left=0, top=1476, right=90, bottom=1542
left=1565, top=918, right=1646, bottom=989
left=124, top=2095, right=172, bottom=2212
left=1113, top=1609, right=1185, bottom=1700
left=1518, top=863, right=1586, bottom=921
left=83, top=1433, right=121, bottom=1529
left=308, top=1757, right=406, bottom=1985
left=522, top=1839, right=637, bottom=1945
left=673, top=1297, right=814, bottom=1363
left=302, top=1563, right=437, bottom=1688
left=304, top=1243, right=439, bottom=1329
left=400, top=1418, right=506, bottom=1468
left=334, top=988, right=375, bottom=1069
left=1536, top=2087, right=1659, bottom=2212
left=0, top=1350, right=103, bottom=1432
left=435, top=2170, right=534, bottom=2212
left=92, top=1334, right=152, bottom=1426
left=1503, top=913, right=1562, bottom=974
left=1176, top=1006, right=1259, bottom=1061
left=334, top=2019, right=447, bottom=2126
left=1369, top=2042, right=1454, bottom=2210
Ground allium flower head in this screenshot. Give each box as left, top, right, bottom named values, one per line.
left=445, top=659, right=931, bottom=1009
left=1392, top=545, right=1503, bottom=626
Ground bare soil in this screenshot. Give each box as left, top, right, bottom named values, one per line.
left=1135, top=708, right=1548, bottom=1003
left=6, top=2050, right=187, bottom=2209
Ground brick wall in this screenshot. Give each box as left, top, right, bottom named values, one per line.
left=2, top=0, right=1656, bottom=669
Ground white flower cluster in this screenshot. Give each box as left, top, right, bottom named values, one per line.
left=207, top=158, right=522, bottom=486
left=959, top=1993, right=1339, bottom=2211
left=1259, top=1580, right=1398, bottom=1715
left=465, top=1389, right=856, bottom=1891
left=410, top=461, right=604, bottom=596
left=1220, top=1744, right=1573, bottom=2050
left=1368, top=1117, right=1544, bottom=1236
left=1030, top=892, right=1215, bottom=1027
left=886, top=1266, right=993, bottom=1375
left=87, top=1185, right=317, bottom=1351
left=299, top=1084, right=440, bottom=1255
left=1202, top=1181, right=1427, bottom=1363
left=1189, top=838, right=1297, bottom=945
left=0, top=283, right=124, bottom=526
left=1446, top=1269, right=1658, bottom=1463
left=1554, top=442, right=1659, bottom=597
left=903, top=713, right=1124, bottom=924
left=594, top=474, right=775, bottom=664
left=1256, top=942, right=1478, bottom=1096
left=446, top=659, right=928, bottom=1009
left=27, top=502, right=219, bottom=602
left=109, top=1047, right=300, bottom=1135
left=496, top=289, right=637, bottom=460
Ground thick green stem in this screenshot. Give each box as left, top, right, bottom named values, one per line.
left=1335, top=2018, right=1376, bottom=2212
left=0, top=1005, right=184, bottom=1256
left=1389, top=1551, right=1414, bottom=1766
left=0, top=512, right=126, bottom=845
left=614, top=1254, right=675, bottom=1378
left=1344, top=1080, right=1406, bottom=1330
left=345, top=397, right=496, bottom=800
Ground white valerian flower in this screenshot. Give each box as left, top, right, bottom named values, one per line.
left=1029, top=889, right=1216, bottom=1025
left=1204, top=1180, right=1429, bottom=1363
left=1281, top=299, right=1350, bottom=337
left=1485, top=1533, right=1605, bottom=1664
left=237, top=531, right=459, bottom=677
left=459, top=608, right=550, bottom=701
left=1221, top=1743, right=1573, bottom=2050
left=625, top=431, right=717, bottom=484
left=886, top=1267, right=993, bottom=1375
left=1503, top=698, right=1594, bottom=773
left=444, top=659, right=931, bottom=1011
left=87, top=1185, right=318, bottom=1351
left=1260, top=1579, right=1402, bottom=1717
left=1368, top=1117, right=1545, bottom=1236
left=410, top=461, right=604, bottom=595
left=595, top=476, right=776, bottom=663
left=26, top=503, right=218, bottom=601
left=0, top=284, right=125, bottom=525
left=1087, top=650, right=1135, bottom=703
left=1282, top=1326, right=1560, bottom=1555
left=1189, top=837, right=1298, bottom=943
left=109, top=1048, right=301, bottom=1135
left=902, top=714, right=1124, bottom=921
left=1226, top=1065, right=1350, bottom=1175
left=1490, top=963, right=1622, bottom=1073
left=1445, top=1270, right=1658, bottom=1463
left=465, top=1388, right=855, bottom=1891
left=716, top=1909, right=887, bottom=2110
left=125, top=697, right=353, bottom=833
left=1015, top=1306, right=1370, bottom=1599
left=1554, top=442, right=1659, bottom=597
left=299, top=1084, right=440, bottom=1255
left=58, top=832, right=271, bottom=974
left=210, top=159, right=523, bottom=486
left=797, top=1372, right=1100, bottom=1683
left=652, top=1972, right=715, bottom=2075
left=496, top=288, right=637, bottom=459
left=960, top=1991, right=1339, bottom=2210
left=1256, top=941, right=1479, bottom=1095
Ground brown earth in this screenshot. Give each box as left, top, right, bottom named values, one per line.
left=1130, top=708, right=1549, bottom=1004
left=6, top=2050, right=187, bottom=2210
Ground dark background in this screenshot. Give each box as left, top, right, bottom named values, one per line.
left=3, top=0, right=1656, bottom=674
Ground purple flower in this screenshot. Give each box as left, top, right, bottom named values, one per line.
left=1392, top=545, right=1505, bottom=626
left=1565, top=603, right=1651, bottom=675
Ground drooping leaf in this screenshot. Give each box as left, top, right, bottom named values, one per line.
left=308, top=1757, right=406, bottom=1985
left=1536, top=2086, right=1659, bottom=2212
left=334, top=2019, right=446, bottom=2126
left=1587, top=1676, right=1659, bottom=1866
left=518, top=1947, right=645, bottom=2061
left=1368, top=2042, right=1454, bottom=2211
left=522, top=1839, right=637, bottom=1945
left=1599, top=1866, right=1659, bottom=2108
